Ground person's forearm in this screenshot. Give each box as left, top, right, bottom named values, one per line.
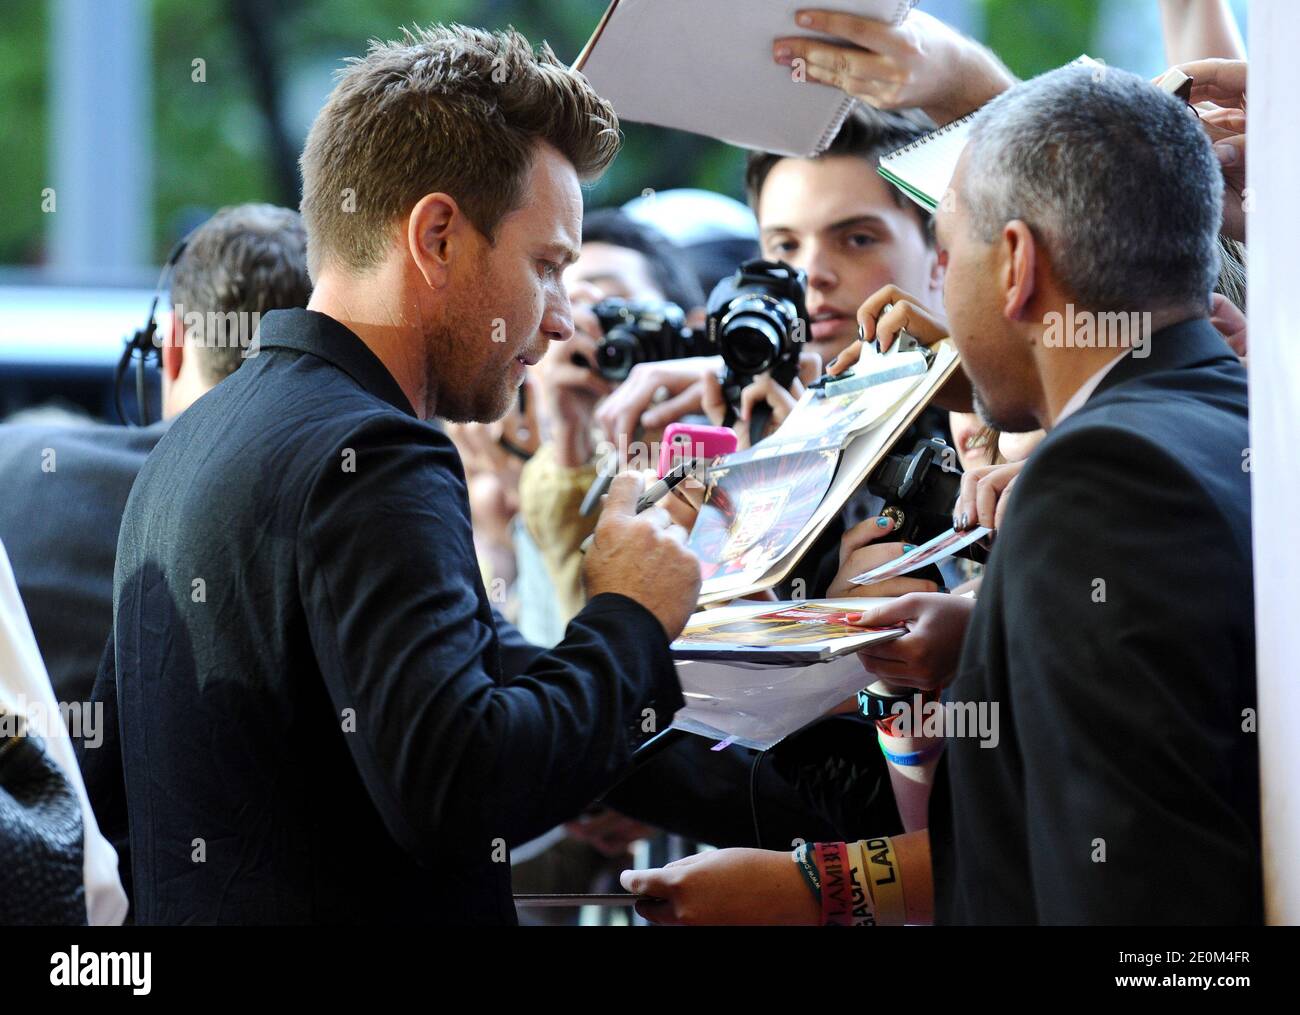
left=892, top=829, right=934, bottom=925
left=923, top=37, right=1016, bottom=125
left=517, top=443, right=599, bottom=619
left=883, top=735, right=942, bottom=833
left=801, top=829, right=934, bottom=925
left=1159, top=0, right=1246, bottom=65
left=438, top=594, right=683, bottom=849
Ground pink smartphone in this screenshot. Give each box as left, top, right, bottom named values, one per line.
left=658, top=422, right=737, bottom=478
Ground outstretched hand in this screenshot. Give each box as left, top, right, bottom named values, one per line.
left=620, top=847, right=818, bottom=926
left=850, top=592, right=975, bottom=691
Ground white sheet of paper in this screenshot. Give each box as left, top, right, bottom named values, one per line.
left=577, top=0, right=918, bottom=156
left=849, top=524, right=992, bottom=586
left=670, top=598, right=892, bottom=749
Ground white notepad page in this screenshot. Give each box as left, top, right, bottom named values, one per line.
left=877, top=112, right=975, bottom=210
left=576, top=0, right=919, bottom=157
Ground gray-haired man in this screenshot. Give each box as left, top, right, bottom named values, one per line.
left=930, top=63, right=1257, bottom=924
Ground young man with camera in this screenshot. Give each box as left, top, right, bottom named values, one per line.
left=596, top=108, right=948, bottom=457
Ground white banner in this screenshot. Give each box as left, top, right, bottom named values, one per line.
left=1250, top=0, right=1300, bottom=926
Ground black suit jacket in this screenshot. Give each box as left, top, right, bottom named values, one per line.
left=90, top=308, right=682, bottom=925
left=930, top=317, right=1260, bottom=924
left=0, top=419, right=168, bottom=705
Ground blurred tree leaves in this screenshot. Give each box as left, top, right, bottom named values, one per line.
left=0, top=0, right=1131, bottom=269
left=0, top=1, right=50, bottom=264
left=983, top=0, right=1101, bottom=79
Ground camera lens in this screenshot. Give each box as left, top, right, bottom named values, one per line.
left=595, top=328, right=640, bottom=382
left=720, top=296, right=785, bottom=375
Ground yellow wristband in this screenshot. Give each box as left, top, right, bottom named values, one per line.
left=861, top=836, right=907, bottom=926
left=843, top=840, right=877, bottom=926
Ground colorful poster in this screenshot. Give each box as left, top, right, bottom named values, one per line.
left=679, top=602, right=876, bottom=647
left=688, top=447, right=838, bottom=584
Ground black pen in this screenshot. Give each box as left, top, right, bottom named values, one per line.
left=579, top=460, right=695, bottom=554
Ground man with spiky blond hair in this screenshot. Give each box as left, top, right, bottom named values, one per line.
left=98, top=24, right=700, bottom=925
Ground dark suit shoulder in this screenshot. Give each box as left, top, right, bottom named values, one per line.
left=1009, top=378, right=1250, bottom=560
left=0, top=420, right=168, bottom=704
left=0, top=419, right=166, bottom=474
left=131, top=352, right=450, bottom=528
left=289, top=404, right=466, bottom=509
left=945, top=369, right=1259, bottom=924
left=293, top=409, right=478, bottom=585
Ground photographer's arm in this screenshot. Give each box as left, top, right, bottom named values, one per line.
left=839, top=578, right=977, bottom=834
left=593, top=357, right=722, bottom=461
left=517, top=443, right=600, bottom=622
left=700, top=351, right=823, bottom=449
left=536, top=314, right=613, bottom=468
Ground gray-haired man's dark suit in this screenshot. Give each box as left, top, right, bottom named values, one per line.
left=931, top=317, right=1260, bottom=925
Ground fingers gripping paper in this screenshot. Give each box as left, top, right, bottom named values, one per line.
left=575, top=0, right=920, bottom=157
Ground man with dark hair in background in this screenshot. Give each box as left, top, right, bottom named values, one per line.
left=741, top=107, right=942, bottom=370
left=161, top=204, right=311, bottom=412
left=0, top=203, right=310, bottom=709
left=573, top=207, right=705, bottom=312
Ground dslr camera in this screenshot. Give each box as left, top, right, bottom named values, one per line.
left=590, top=299, right=699, bottom=382
left=705, top=258, right=808, bottom=421
left=591, top=258, right=811, bottom=439
left=867, top=435, right=988, bottom=562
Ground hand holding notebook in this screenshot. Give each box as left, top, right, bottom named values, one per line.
left=876, top=55, right=1209, bottom=214
left=575, top=0, right=919, bottom=156
left=771, top=6, right=1015, bottom=125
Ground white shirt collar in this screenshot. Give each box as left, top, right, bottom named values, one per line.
left=1053, top=351, right=1130, bottom=426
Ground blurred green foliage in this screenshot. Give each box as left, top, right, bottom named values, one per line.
left=0, top=0, right=1143, bottom=268
left=983, top=0, right=1102, bottom=78
left=0, top=0, right=51, bottom=265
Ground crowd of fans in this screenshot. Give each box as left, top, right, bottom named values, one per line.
left=0, top=0, right=1258, bottom=926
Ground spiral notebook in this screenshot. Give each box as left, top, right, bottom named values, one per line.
left=876, top=113, right=975, bottom=213
left=877, top=55, right=1195, bottom=213
left=574, top=0, right=921, bottom=157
